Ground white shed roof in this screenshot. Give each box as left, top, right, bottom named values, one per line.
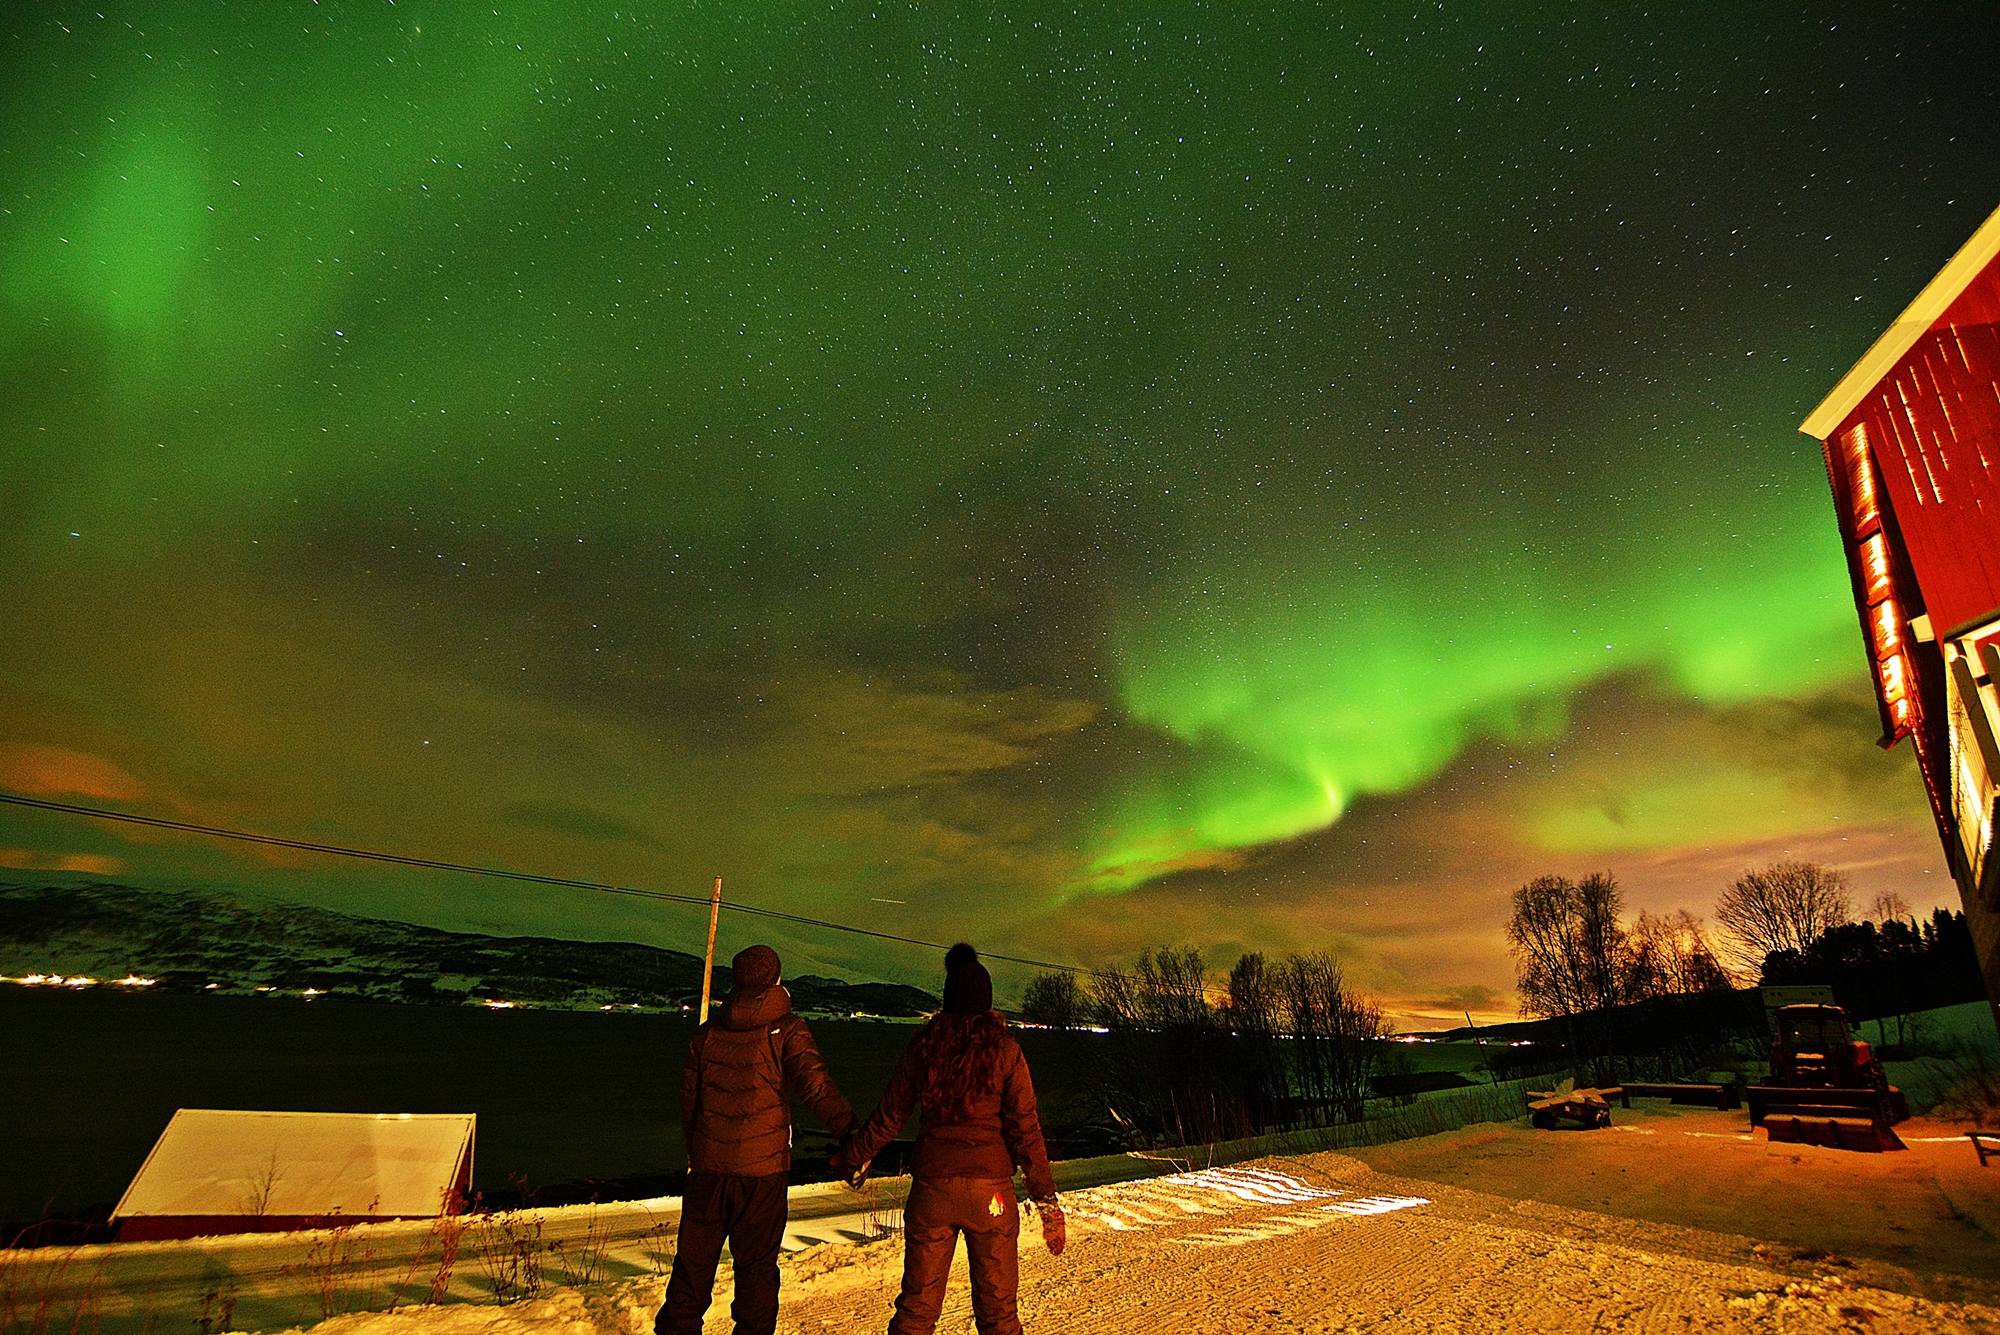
left=1801, top=199, right=2000, bottom=440
left=113, top=1110, right=475, bottom=1221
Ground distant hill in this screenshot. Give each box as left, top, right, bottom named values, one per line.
left=0, top=882, right=940, bottom=1017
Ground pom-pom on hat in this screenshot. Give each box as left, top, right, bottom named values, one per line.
left=732, top=944, right=782, bottom=989
left=942, top=942, right=993, bottom=1014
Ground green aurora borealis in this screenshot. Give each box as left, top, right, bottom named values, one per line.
left=3, top=3, right=1997, bottom=1018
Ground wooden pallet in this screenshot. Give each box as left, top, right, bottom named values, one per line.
left=1526, top=1087, right=1615, bottom=1130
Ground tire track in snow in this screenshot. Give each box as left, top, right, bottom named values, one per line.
left=1059, top=1165, right=1429, bottom=1249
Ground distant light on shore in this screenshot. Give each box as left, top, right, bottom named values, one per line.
left=7, top=972, right=154, bottom=988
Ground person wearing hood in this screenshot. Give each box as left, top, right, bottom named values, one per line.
left=656, top=944, right=857, bottom=1335
left=837, top=944, right=1065, bottom=1335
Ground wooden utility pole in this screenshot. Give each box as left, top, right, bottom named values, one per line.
left=699, top=876, right=723, bottom=1017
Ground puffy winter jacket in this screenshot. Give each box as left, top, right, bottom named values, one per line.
left=681, top=985, right=857, bottom=1177
left=843, top=1015, right=1056, bottom=1200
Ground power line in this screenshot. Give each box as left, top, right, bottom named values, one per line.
left=0, top=791, right=1085, bottom=976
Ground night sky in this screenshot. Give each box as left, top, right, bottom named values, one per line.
left=3, top=4, right=1997, bottom=1024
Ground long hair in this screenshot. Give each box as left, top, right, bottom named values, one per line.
left=914, top=1009, right=1009, bottom=1121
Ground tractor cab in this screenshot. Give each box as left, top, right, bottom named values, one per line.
left=1771, top=1003, right=1873, bottom=1087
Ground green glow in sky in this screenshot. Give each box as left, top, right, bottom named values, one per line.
left=0, top=3, right=1989, bottom=987
left=1098, top=423, right=1858, bottom=882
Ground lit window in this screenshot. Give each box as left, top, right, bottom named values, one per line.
left=1859, top=533, right=1893, bottom=604
left=1887, top=693, right=1915, bottom=730
left=1880, top=652, right=1914, bottom=733
left=1843, top=426, right=1882, bottom=535
left=1870, top=600, right=1904, bottom=661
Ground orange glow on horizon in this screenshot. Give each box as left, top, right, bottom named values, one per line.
left=0, top=847, right=129, bottom=875
left=0, top=744, right=148, bottom=802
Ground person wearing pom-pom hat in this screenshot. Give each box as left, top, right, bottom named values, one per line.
left=839, top=944, right=1065, bottom=1335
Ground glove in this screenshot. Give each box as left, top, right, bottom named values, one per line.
left=827, top=1133, right=859, bottom=1186
left=1036, top=1199, right=1066, bottom=1257
left=830, top=1140, right=872, bottom=1191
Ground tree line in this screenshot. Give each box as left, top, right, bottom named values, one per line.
left=1505, top=858, right=1980, bottom=1079
left=1760, top=906, right=1982, bottom=1025
left=1018, top=946, right=1390, bottom=1147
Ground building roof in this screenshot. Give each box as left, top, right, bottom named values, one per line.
left=1802, top=200, right=2000, bottom=442
left=113, top=1109, right=474, bottom=1222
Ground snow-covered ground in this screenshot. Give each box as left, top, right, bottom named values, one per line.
left=0, top=1177, right=899, bottom=1335
left=13, top=1132, right=2000, bottom=1335
left=2, top=1165, right=1430, bottom=1335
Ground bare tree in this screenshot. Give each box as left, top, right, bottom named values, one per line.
left=1225, top=952, right=1283, bottom=1129
left=1624, top=909, right=1733, bottom=998
left=1226, top=952, right=1280, bottom=1032
left=1319, top=959, right=1388, bottom=1122
left=1867, top=890, right=1913, bottom=926
left=1085, top=946, right=1392, bottom=1141
left=1506, top=872, right=1627, bottom=1018
left=1573, top=873, right=1625, bottom=1010
left=1019, top=971, right=1087, bottom=1029
left=1510, top=875, right=1587, bottom=1018
left=1714, top=861, right=1852, bottom=974
left=1278, top=951, right=1386, bottom=1123
left=1135, top=945, right=1211, bottom=1031
left=1088, top=949, right=1242, bottom=1144
left=1087, top=963, right=1142, bottom=1030
left=243, top=1147, right=283, bottom=1217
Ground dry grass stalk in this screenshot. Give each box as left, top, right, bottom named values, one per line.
left=0, top=1246, right=106, bottom=1335
left=192, top=1284, right=237, bottom=1335
left=384, top=1189, right=473, bottom=1312
left=469, top=1208, right=544, bottom=1305
left=548, top=1205, right=611, bottom=1288
left=637, top=1208, right=674, bottom=1276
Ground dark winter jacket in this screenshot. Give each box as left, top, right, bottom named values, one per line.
left=681, top=984, right=857, bottom=1177
left=842, top=1014, right=1056, bottom=1199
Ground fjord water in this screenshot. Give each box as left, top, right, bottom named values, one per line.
left=2, top=987, right=943, bottom=1222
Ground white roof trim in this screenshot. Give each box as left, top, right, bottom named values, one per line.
left=1801, top=200, right=2000, bottom=441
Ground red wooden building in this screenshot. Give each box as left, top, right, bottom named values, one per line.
left=1802, top=202, right=2000, bottom=1027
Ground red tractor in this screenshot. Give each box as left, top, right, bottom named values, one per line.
left=1750, top=1004, right=1909, bottom=1151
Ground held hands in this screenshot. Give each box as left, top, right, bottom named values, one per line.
left=829, top=1136, right=872, bottom=1190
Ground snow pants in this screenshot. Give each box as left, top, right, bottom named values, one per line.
left=889, top=1176, right=1021, bottom=1335
left=655, top=1170, right=789, bottom=1335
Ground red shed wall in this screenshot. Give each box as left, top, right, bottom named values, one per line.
left=1839, top=260, right=2000, bottom=636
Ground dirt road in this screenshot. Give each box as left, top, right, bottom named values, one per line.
left=1347, top=1109, right=2000, bottom=1293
